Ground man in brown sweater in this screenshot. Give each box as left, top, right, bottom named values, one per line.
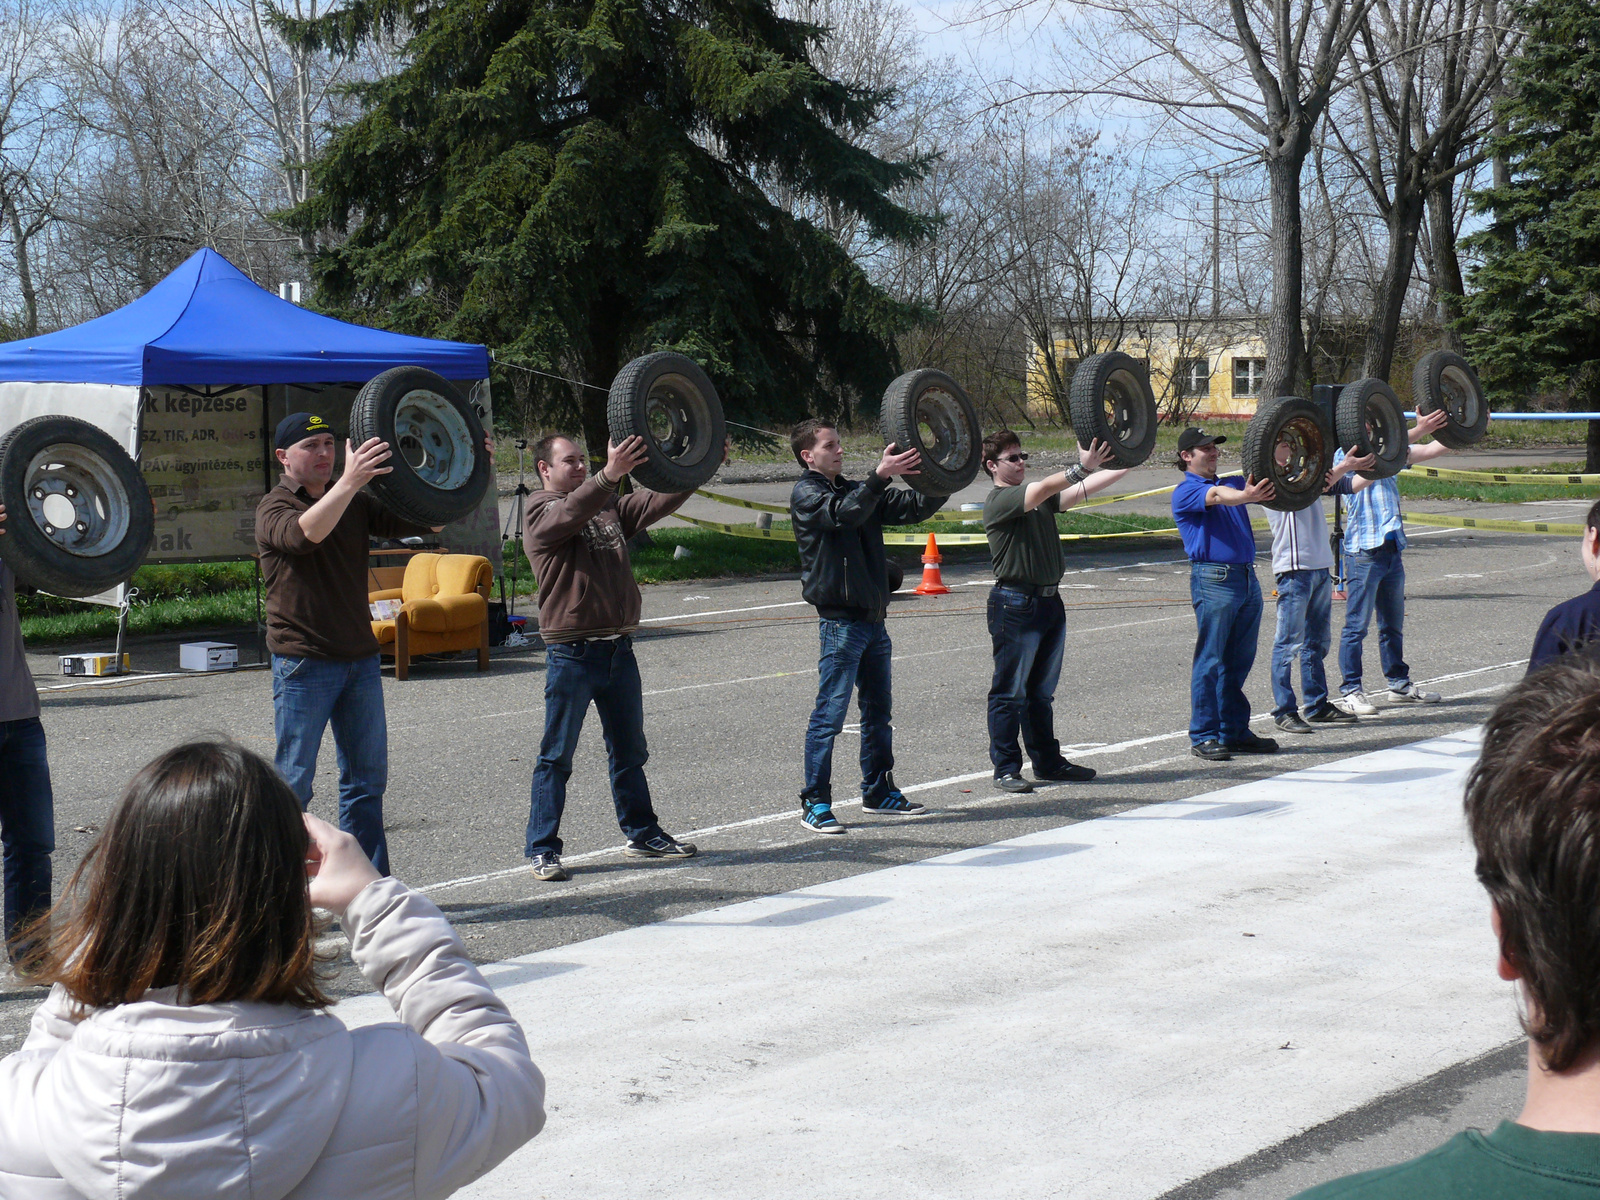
left=521, top=433, right=697, bottom=881
left=256, top=411, right=439, bottom=873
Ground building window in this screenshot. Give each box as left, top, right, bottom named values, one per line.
left=1232, top=357, right=1266, bottom=397
left=1175, top=358, right=1210, bottom=397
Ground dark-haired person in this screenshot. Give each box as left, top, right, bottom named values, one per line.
left=1528, top=498, right=1600, bottom=672
left=1171, top=427, right=1278, bottom=761
left=0, top=740, right=544, bottom=1197
left=790, top=420, right=948, bottom=834
left=522, top=433, right=700, bottom=882
left=0, top=503, right=53, bottom=980
left=1292, top=653, right=1600, bottom=1197
left=980, top=431, right=1127, bottom=793
left=257, top=412, right=469, bottom=875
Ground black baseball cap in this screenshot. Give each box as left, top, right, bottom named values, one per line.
left=1177, top=427, right=1227, bottom=453
left=275, top=411, right=334, bottom=451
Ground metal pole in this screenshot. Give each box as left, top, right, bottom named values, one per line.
left=1211, top=172, right=1222, bottom=318
left=112, top=587, right=132, bottom=674
left=1331, top=494, right=1346, bottom=600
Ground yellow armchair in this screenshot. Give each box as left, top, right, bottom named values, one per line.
left=370, top=553, right=492, bottom=680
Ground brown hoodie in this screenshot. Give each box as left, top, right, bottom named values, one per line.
left=523, top=477, right=689, bottom=642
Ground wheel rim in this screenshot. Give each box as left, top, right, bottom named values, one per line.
left=912, top=384, right=971, bottom=471
left=1270, top=414, right=1326, bottom=494
left=1103, top=369, right=1150, bottom=450
left=1438, top=365, right=1482, bottom=430
left=1364, top=395, right=1401, bottom=461
left=646, top=373, right=715, bottom=466
left=394, top=389, right=476, bottom=491
left=24, top=443, right=131, bottom=559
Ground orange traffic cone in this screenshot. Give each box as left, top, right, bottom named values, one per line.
left=915, top=532, right=950, bottom=595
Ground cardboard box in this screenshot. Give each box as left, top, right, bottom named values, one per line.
left=179, top=641, right=238, bottom=672
left=60, top=653, right=130, bottom=676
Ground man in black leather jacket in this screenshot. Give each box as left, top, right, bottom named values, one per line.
left=789, top=420, right=950, bottom=834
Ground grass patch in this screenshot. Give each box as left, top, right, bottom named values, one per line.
left=22, top=590, right=258, bottom=644
left=1397, top=476, right=1600, bottom=503
left=500, top=524, right=801, bottom=593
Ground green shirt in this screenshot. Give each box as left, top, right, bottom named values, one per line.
left=1294, top=1121, right=1600, bottom=1198
left=983, top=485, right=1063, bottom=585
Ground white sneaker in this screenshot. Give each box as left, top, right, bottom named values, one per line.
left=1387, top=683, right=1441, bottom=704
left=1335, top=690, right=1379, bottom=716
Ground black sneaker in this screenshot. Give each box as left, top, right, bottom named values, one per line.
left=1034, top=761, right=1096, bottom=782
left=625, top=833, right=698, bottom=858
left=1227, top=732, right=1279, bottom=754
left=1305, top=702, right=1357, bottom=724
left=995, top=773, right=1034, bottom=793
left=800, top=802, right=845, bottom=834
left=1274, top=712, right=1314, bottom=735
left=531, top=852, right=570, bottom=881
left=862, top=792, right=928, bottom=816
left=1191, top=740, right=1232, bottom=761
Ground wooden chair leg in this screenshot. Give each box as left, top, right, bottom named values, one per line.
left=396, top=613, right=410, bottom=681
left=477, top=616, right=490, bottom=671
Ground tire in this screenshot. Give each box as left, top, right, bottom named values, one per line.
left=887, top=559, right=906, bottom=593
left=1413, top=351, right=1488, bottom=450
left=349, top=366, right=491, bottom=526
left=1067, top=352, right=1158, bottom=469
left=0, top=415, right=154, bottom=596
left=880, top=369, right=982, bottom=496
left=1334, top=378, right=1409, bottom=479
left=1240, top=396, right=1334, bottom=512
left=607, top=353, right=727, bottom=493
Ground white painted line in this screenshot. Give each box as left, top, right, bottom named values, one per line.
left=638, top=599, right=811, bottom=623
left=37, top=664, right=267, bottom=693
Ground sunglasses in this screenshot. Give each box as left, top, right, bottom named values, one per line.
left=997, top=452, right=1029, bottom=463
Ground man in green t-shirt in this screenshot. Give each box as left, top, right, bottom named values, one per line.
left=1294, top=653, right=1600, bottom=1198
left=981, top=432, right=1127, bottom=793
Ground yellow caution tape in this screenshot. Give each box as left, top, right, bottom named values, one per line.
left=1403, top=466, right=1600, bottom=486
left=695, top=479, right=1180, bottom=523
left=1399, top=511, right=1585, bottom=535
left=693, top=489, right=790, bottom=515
left=674, top=511, right=1180, bottom=546
left=674, top=514, right=797, bottom=541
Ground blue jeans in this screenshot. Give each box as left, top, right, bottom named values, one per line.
left=526, top=637, right=662, bottom=858
left=987, top=588, right=1069, bottom=777
left=802, top=619, right=894, bottom=805
left=273, top=654, right=390, bottom=874
left=0, top=717, right=53, bottom=959
left=1271, top=569, right=1333, bottom=717
left=1339, top=540, right=1410, bottom=694
left=1189, top=562, right=1263, bottom=745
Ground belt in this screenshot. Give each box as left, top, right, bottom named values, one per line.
left=995, top=581, right=1059, bottom=598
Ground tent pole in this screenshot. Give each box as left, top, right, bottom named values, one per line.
left=113, top=587, right=130, bottom=674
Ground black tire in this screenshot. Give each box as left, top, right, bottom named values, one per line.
left=1334, top=378, right=1409, bottom=479
left=0, top=415, right=153, bottom=596
left=880, top=369, right=982, bottom=496
left=1068, top=352, right=1158, bottom=470
left=607, top=352, right=727, bottom=493
left=1241, top=396, right=1334, bottom=512
left=1413, top=351, right=1488, bottom=450
left=349, top=366, right=491, bottom=526
left=886, top=559, right=906, bottom=593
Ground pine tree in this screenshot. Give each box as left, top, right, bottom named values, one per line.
left=281, top=0, right=935, bottom=450
left=1461, top=0, right=1600, bottom=469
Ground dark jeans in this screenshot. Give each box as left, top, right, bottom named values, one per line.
left=272, top=653, right=390, bottom=874
left=527, top=637, right=663, bottom=858
left=1271, top=568, right=1332, bottom=717
left=801, top=618, right=894, bottom=805
left=1339, top=540, right=1410, bottom=694
left=987, top=587, right=1069, bottom=777
left=0, top=717, right=53, bottom=960
left=1189, top=562, right=1263, bottom=745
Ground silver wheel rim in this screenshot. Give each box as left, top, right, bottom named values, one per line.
left=912, top=384, right=971, bottom=470
left=1270, top=414, right=1326, bottom=494
left=394, top=389, right=476, bottom=491
left=1103, top=369, right=1150, bottom=449
left=1438, top=365, right=1482, bottom=430
left=646, top=373, right=715, bottom=466
left=24, top=442, right=130, bottom=558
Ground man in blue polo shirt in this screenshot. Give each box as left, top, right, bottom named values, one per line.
left=1172, top=427, right=1277, bottom=761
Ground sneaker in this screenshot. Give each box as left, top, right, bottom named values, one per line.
left=1191, top=740, right=1232, bottom=761
left=1305, top=702, right=1357, bottom=724
left=1274, top=712, right=1315, bottom=734
left=863, top=792, right=928, bottom=816
left=995, top=773, right=1034, bottom=793
left=1387, top=682, right=1441, bottom=704
left=1335, top=690, right=1379, bottom=716
left=1226, top=732, right=1279, bottom=754
left=800, top=802, right=845, bottom=834
left=625, top=833, right=698, bottom=858
left=531, top=852, right=569, bottom=882
left=1034, top=761, right=1096, bottom=782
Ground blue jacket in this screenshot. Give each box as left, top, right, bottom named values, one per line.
left=1529, top=580, right=1600, bottom=673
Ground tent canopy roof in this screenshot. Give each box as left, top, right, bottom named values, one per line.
left=0, top=249, right=489, bottom=386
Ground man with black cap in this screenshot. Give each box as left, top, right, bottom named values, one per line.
left=255, top=413, right=469, bottom=872
left=1171, top=427, right=1277, bottom=761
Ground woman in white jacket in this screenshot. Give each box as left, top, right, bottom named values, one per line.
left=0, top=740, right=545, bottom=1200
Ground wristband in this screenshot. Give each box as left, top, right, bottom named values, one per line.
left=594, top=468, right=619, bottom=492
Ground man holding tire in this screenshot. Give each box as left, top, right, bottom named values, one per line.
left=1172, top=428, right=1278, bottom=761
left=256, top=412, right=445, bottom=874
left=980, top=432, right=1127, bottom=792
left=790, top=421, right=948, bottom=834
